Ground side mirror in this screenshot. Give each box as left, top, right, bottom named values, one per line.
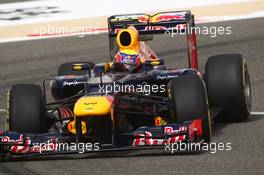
left=139, top=35, right=153, bottom=41
left=93, top=63, right=110, bottom=74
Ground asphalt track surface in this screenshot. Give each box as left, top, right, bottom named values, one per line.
left=0, top=18, right=263, bottom=175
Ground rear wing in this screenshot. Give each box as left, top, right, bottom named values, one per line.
left=107, top=10, right=198, bottom=69
left=107, top=10, right=193, bottom=36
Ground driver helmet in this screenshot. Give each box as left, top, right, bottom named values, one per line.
left=113, top=51, right=141, bottom=72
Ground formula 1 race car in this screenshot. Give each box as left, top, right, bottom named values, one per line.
left=0, top=10, right=251, bottom=159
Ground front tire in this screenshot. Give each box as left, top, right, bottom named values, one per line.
left=7, top=84, right=47, bottom=133
left=167, top=74, right=211, bottom=143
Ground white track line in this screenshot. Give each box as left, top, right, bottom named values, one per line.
left=250, top=112, right=264, bottom=115
left=0, top=109, right=263, bottom=115
left=0, top=109, right=6, bottom=112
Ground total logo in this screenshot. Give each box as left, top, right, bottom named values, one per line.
left=144, top=24, right=186, bottom=31
left=114, top=24, right=186, bottom=34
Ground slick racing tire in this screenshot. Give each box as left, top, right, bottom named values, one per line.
left=167, top=74, right=211, bottom=143
left=205, top=54, right=252, bottom=122
left=7, top=84, right=47, bottom=133
left=57, top=61, right=95, bottom=76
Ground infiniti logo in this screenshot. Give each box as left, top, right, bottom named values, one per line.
left=84, top=102, right=97, bottom=105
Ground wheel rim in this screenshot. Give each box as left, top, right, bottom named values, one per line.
left=243, top=62, right=252, bottom=112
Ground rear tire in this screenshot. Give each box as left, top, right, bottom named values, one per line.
left=167, top=74, right=211, bottom=143
left=7, top=84, right=47, bottom=133
left=205, top=54, right=252, bottom=122
left=57, top=61, right=95, bottom=76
